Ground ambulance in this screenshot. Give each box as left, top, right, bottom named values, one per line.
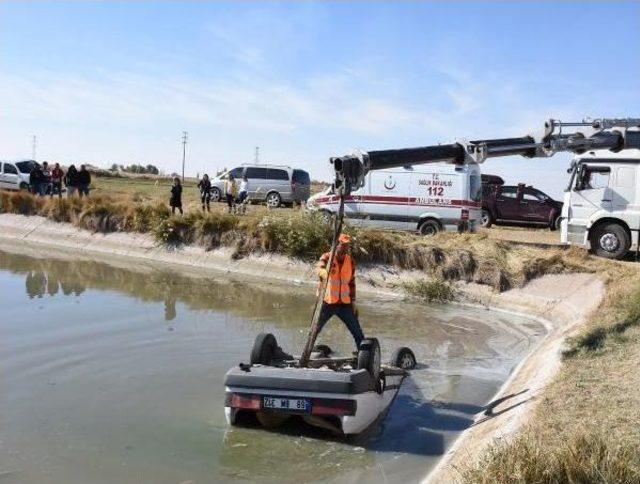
left=307, top=163, right=482, bottom=235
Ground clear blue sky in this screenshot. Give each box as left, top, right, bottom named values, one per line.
left=1, top=1, right=639, bottom=196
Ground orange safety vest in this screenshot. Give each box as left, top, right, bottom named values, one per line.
left=319, top=253, right=353, bottom=304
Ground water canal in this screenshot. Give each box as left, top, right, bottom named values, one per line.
left=0, top=247, right=545, bottom=483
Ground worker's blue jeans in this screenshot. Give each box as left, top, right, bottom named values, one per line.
left=317, top=303, right=364, bottom=349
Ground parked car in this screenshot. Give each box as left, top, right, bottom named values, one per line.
left=210, top=164, right=311, bottom=207
left=481, top=178, right=563, bottom=230
left=307, top=163, right=482, bottom=235
left=0, top=160, right=38, bottom=190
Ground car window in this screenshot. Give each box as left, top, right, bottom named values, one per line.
left=229, top=167, right=243, bottom=178
left=469, top=173, right=482, bottom=202
left=523, top=189, right=546, bottom=202
left=292, top=170, right=310, bottom=185
left=3, top=163, right=18, bottom=175
left=16, top=160, right=39, bottom=173
left=267, top=168, right=289, bottom=181
left=499, top=187, right=517, bottom=198
left=576, top=165, right=610, bottom=190
left=245, top=167, right=268, bottom=179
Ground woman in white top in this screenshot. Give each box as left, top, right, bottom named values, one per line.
left=236, top=175, right=249, bottom=205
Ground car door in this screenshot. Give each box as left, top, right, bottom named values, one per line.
left=244, top=167, right=268, bottom=200
left=362, top=169, right=411, bottom=229
left=1, top=162, right=20, bottom=189
left=570, top=164, right=612, bottom=223
left=520, top=188, right=549, bottom=223
left=494, top=186, right=520, bottom=220
left=266, top=168, right=290, bottom=201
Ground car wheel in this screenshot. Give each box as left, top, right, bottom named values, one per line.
left=313, top=344, right=332, bottom=357
left=211, top=188, right=221, bottom=202
left=591, top=223, right=630, bottom=260
left=419, top=219, right=440, bottom=236
left=19, top=182, right=30, bottom=191
left=390, top=347, right=417, bottom=370
left=250, top=333, right=277, bottom=365
left=319, top=210, right=333, bottom=224
left=551, top=215, right=562, bottom=231
left=481, top=209, right=493, bottom=228
left=357, top=338, right=381, bottom=385
left=266, top=192, right=282, bottom=208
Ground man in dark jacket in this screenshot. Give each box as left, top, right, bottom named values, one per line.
left=77, top=165, right=91, bottom=198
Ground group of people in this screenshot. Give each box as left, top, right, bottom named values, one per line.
left=169, top=173, right=249, bottom=214
left=29, top=162, right=92, bottom=198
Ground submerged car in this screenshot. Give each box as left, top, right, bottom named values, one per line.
left=224, top=333, right=416, bottom=435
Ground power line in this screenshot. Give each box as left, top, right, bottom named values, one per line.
left=181, top=131, right=188, bottom=182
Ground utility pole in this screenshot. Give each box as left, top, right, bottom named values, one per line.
left=32, top=135, right=37, bottom=160
left=255, top=146, right=259, bottom=164
left=181, top=131, right=188, bottom=182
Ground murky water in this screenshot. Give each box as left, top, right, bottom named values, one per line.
left=0, top=246, right=545, bottom=483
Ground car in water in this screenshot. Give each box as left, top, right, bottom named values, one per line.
left=0, top=160, right=39, bottom=190
left=210, top=164, right=311, bottom=207
left=481, top=178, right=563, bottom=230
left=307, top=163, right=483, bottom=235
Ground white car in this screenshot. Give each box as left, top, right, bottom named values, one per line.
left=307, top=163, right=482, bottom=235
left=0, top=160, right=37, bottom=190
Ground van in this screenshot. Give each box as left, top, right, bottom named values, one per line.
left=210, top=164, right=311, bottom=207
left=0, top=160, right=37, bottom=190
left=561, top=149, right=640, bottom=259
left=307, top=163, right=482, bottom=235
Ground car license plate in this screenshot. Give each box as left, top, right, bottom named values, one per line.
left=262, top=396, right=311, bottom=412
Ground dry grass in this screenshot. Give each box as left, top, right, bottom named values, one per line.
left=462, top=266, right=640, bottom=482
left=0, top=190, right=591, bottom=294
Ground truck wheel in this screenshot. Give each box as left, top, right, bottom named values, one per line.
left=551, top=215, right=562, bottom=231
left=481, top=209, right=493, bottom=228
left=418, top=219, right=440, bottom=236
left=211, top=188, right=221, bottom=202
left=591, top=223, right=630, bottom=260
left=250, top=333, right=277, bottom=365
left=390, top=347, right=416, bottom=370
left=357, top=338, right=381, bottom=384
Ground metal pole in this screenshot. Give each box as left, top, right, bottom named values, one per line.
left=32, top=135, right=37, bottom=160
left=181, top=131, right=188, bottom=182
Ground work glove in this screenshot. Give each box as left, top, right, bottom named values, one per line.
left=318, top=268, right=328, bottom=281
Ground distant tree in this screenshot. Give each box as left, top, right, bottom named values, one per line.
left=145, top=164, right=159, bottom=175
left=110, top=163, right=119, bottom=171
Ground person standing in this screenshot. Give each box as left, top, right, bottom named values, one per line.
left=39, top=161, right=52, bottom=196
left=197, top=174, right=212, bottom=212
left=77, top=165, right=91, bottom=198
left=236, top=174, right=249, bottom=206
left=225, top=174, right=237, bottom=212
left=170, top=177, right=183, bottom=215
left=29, top=164, right=43, bottom=195
left=315, top=234, right=364, bottom=349
left=65, top=165, right=78, bottom=197
left=50, top=163, right=64, bottom=198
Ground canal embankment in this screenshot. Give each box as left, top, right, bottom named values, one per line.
left=0, top=211, right=620, bottom=482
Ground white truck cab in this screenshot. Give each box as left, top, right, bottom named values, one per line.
left=561, top=149, right=640, bottom=259
left=308, top=163, right=482, bottom=235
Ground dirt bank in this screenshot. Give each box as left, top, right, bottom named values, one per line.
left=0, top=214, right=604, bottom=482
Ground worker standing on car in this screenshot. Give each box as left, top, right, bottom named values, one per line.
left=315, top=233, right=364, bottom=349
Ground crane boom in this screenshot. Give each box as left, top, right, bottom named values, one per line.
left=331, top=118, right=640, bottom=194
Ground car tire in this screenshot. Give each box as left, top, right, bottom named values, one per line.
left=250, top=333, right=277, bottom=365
left=418, top=219, right=440, bottom=236
left=19, top=182, right=30, bottom=191
left=266, top=192, right=282, bottom=208
left=313, top=344, right=332, bottom=357
left=481, top=209, right=493, bottom=228
left=390, top=347, right=417, bottom=370
left=211, top=188, right=221, bottom=202
left=357, top=338, right=381, bottom=384
left=591, top=223, right=630, bottom=260
left=551, top=215, right=561, bottom=231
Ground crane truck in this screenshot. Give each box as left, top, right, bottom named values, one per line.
left=331, top=118, right=640, bottom=260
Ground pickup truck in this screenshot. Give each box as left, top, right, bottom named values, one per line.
left=481, top=177, right=563, bottom=230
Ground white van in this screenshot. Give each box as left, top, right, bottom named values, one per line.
left=561, top=149, right=640, bottom=259
left=0, top=160, right=35, bottom=190
left=307, top=163, right=482, bottom=235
